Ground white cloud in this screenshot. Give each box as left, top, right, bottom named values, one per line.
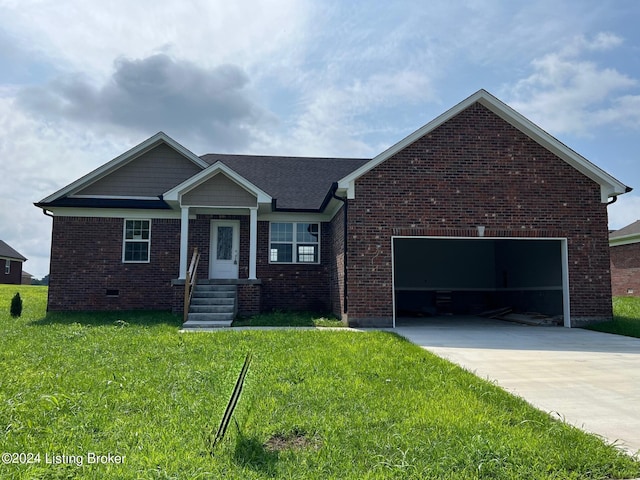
left=17, top=54, right=274, bottom=151
left=0, top=0, right=312, bottom=78
left=505, top=33, right=640, bottom=136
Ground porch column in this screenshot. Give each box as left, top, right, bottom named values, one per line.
left=179, top=206, right=189, bottom=279
left=249, top=207, right=258, bottom=280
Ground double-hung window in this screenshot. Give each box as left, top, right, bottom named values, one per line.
left=270, top=222, right=320, bottom=264
left=123, top=219, right=151, bottom=263
left=4, top=259, right=9, bottom=274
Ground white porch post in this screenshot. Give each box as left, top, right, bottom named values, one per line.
left=249, top=207, right=258, bottom=280
left=179, top=206, right=189, bottom=279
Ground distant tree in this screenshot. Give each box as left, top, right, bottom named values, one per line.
left=31, top=274, right=50, bottom=286
left=10, top=292, right=22, bottom=317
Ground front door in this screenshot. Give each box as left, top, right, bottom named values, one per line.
left=210, top=220, right=240, bottom=279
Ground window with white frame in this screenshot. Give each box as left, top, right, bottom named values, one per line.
left=4, top=259, right=10, bottom=274
left=123, top=219, right=151, bottom=263
left=270, top=222, right=320, bottom=263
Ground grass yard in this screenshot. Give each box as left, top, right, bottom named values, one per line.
left=233, top=311, right=344, bottom=328
left=586, top=296, right=640, bottom=338
left=1, top=286, right=639, bottom=479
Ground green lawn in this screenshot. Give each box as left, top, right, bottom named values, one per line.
left=233, top=311, right=344, bottom=328
left=586, top=296, right=640, bottom=338
left=1, top=285, right=638, bottom=479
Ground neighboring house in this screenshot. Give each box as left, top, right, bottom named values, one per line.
left=36, top=90, right=631, bottom=327
left=21, top=271, right=34, bottom=285
left=609, top=220, right=640, bottom=296
left=0, top=240, right=27, bottom=285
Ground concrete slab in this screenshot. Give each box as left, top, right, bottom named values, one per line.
left=391, top=316, right=640, bottom=455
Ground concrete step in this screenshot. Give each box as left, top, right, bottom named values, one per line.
left=187, top=312, right=235, bottom=322
left=190, top=304, right=235, bottom=314
left=192, top=291, right=235, bottom=299
left=191, top=297, right=235, bottom=306
left=182, top=319, right=233, bottom=329
left=185, top=284, right=237, bottom=327
left=193, top=284, right=236, bottom=292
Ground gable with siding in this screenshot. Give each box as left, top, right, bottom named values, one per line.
left=181, top=173, right=257, bottom=207
left=76, top=144, right=203, bottom=197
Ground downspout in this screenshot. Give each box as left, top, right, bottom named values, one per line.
left=331, top=182, right=348, bottom=314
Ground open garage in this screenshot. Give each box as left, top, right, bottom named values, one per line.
left=392, top=237, right=570, bottom=327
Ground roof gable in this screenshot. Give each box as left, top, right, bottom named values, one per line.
left=163, top=162, right=271, bottom=206
left=38, top=132, right=207, bottom=205
left=610, top=220, right=640, bottom=246
left=338, top=89, right=630, bottom=203
left=0, top=240, right=26, bottom=262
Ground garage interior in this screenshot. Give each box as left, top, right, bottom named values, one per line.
left=393, top=238, right=565, bottom=322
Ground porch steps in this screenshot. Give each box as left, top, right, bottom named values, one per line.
left=182, top=284, right=236, bottom=329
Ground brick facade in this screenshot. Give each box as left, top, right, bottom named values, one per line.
left=610, top=242, right=640, bottom=296
left=48, top=217, right=181, bottom=311
left=346, top=103, right=612, bottom=327
left=330, top=205, right=346, bottom=318
left=256, top=220, right=334, bottom=313
left=48, top=215, right=335, bottom=315
left=1, top=259, right=23, bottom=285
left=44, top=101, right=619, bottom=327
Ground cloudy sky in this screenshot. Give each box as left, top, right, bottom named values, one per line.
left=1, top=0, right=639, bottom=279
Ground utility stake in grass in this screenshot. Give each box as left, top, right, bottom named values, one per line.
left=210, top=352, right=252, bottom=454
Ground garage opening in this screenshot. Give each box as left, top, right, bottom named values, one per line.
left=392, top=237, right=569, bottom=327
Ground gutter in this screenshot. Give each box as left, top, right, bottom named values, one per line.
left=330, top=182, right=348, bottom=314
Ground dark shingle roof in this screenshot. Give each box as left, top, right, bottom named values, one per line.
left=0, top=240, right=26, bottom=261
left=610, top=220, right=640, bottom=239
left=200, top=154, right=370, bottom=210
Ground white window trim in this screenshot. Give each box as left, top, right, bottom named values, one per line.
left=269, top=222, right=321, bottom=264
left=122, top=219, right=152, bottom=263
left=4, top=259, right=10, bottom=274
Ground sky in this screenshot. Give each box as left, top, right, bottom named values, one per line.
left=1, top=0, right=639, bottom=279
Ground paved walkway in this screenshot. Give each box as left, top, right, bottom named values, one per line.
left=392, top=316, right=640, bottom=455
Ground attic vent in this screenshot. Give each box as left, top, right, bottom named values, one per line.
left=106, top=289, right=119, bottom=297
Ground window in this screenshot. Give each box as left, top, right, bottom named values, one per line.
left=4, top=259, right=9, bottom=274
left=123, top=219, right=151, bottom=263
left=270, top=222, right=320, bottom=263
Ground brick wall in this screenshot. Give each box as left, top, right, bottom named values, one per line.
left=347, top=102, right=612, bottom=326
left=256, top=220, right=333, bottom=312
left=1, top=259, right=23, bottom=285
left=329, top=205, right=346, bottom=319
left=48, top=214, right=335, bottom=315
left=48, top=217, right=180, bottom=311
left=610, top=242, right=640, bottom=296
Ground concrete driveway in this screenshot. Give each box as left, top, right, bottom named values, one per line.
left=392, top=316, right=640, bottom=455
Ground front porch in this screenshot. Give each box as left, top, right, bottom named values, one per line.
left=162, top=160, right=271, bottom=324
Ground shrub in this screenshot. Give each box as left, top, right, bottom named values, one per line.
left=10, top=292, right=22, bottom=318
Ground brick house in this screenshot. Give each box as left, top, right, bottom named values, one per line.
left=0, top=240, right=27, bottom=285
left=610, top=220, right=640, bottom=297
left=36, top=90, right=631, bottom=327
